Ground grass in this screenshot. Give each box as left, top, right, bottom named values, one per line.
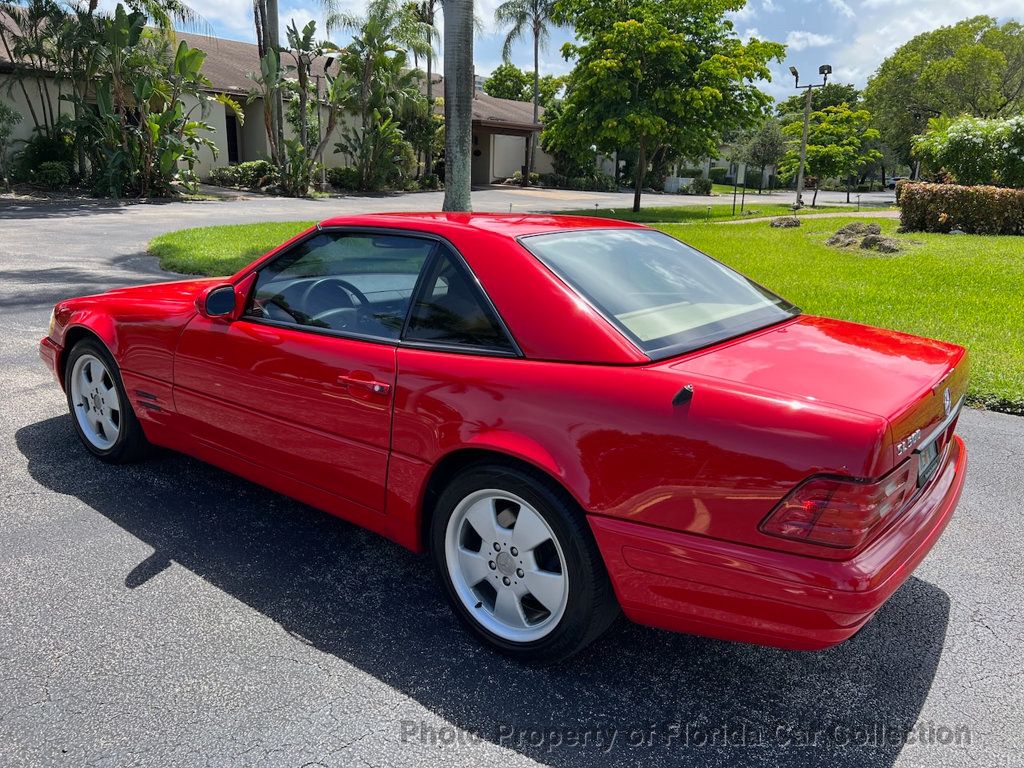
left=147, top=214, right=1024, bottom=414
left=563, top=202, right=833, bottom=223
left=149, top=221, right=315, bottom=275
left=667, top=216, right=1024, bottom=414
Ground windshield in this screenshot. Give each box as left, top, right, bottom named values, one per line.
left=520, top=228, right=798, bottom=358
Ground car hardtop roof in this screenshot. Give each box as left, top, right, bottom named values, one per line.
left=315, top=211, right=648, bottom=239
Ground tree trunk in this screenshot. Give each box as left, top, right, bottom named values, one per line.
left=425, top=49, right=433, bottom=177
left=525, top=23, right=539, bottom=187
left=266, top=0, right=285, bottom=165
left=442, top=0, right=473, bottom=211
left=632, top=139, right=645, bottom=213
left=812, top=185, right=819, bottom=207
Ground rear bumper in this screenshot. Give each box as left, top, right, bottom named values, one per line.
left=39, top=336, right=63, bottom=385
left=589, top=435, right=967, bottom=650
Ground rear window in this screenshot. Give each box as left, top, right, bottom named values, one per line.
left=520, top=228, right=798, bottom=357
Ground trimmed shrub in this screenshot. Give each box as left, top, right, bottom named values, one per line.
left=208, top=160, right=276, bottom=190
left=687, top=177, right=712, bottom=195
left=708, top=167, right=728, bottom=184
left=900, top=182, right=1024, bottom=235
left=34, top=161, right=71, bottom=190
left=327, top=165, right=360, bottom=191
left=678, top=167, right=703, bottom=178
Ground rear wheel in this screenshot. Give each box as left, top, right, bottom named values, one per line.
left=65, top=339, right=151, bottom=463
left=431, top=464, right=619, bottom=663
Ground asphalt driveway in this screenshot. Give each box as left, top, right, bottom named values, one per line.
left=0, top=189, right=1020, bottom=768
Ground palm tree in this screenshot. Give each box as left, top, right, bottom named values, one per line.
left=405, top=0, right=440, bottom=176
left=494, top=0, right=554, bottom=184
left=442, top=0, right=472, bottom=210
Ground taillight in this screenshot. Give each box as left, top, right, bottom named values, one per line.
left=760, top=463, right=915, bottom=549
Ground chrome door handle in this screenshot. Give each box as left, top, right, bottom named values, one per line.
left=338, top=374, right=391, bottom=395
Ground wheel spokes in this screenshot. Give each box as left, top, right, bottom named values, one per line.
left=457, top=547, right=492, bottom=587
left=511, top=504, right=552, bottom=552
left=492, top=588, right=528, bottom=629
left=463, top=496, right=499, bottom=543
left=524, top=568, right=566, bottom=614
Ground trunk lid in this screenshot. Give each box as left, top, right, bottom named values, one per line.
left=665, top=315, right=968, bottom=470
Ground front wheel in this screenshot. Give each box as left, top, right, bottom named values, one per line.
left=431, top=464, right=619, bottom=663
left=65, top=339, right=151, bottom=463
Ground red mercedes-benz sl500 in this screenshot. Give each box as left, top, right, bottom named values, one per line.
left=40, top=213, right=968, bottom=662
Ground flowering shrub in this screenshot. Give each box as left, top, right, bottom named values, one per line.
left=913, top=116, right=1024, bottom=187
left=899, top=181, right=1024, bottom=235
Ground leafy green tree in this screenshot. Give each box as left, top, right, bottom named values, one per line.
left=495, top=0, right=557, bottom=182
left=549, top=0, right=783, bottom=211
left=537, top=74, right=565, bottom=109
left=404, top=0, right=441, bottom=178
left=775, top=82, right=860, bottom=122
left=864, top=16, right=1024, bottom=165
left=483, top=62, right=532, bottom=101
left=779, top=104, right=881, bottom=205
left=741, top=118, right=785, bottom=192
left=0, top=101, right=22, bottom=190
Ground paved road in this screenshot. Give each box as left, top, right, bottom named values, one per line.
left=1, top=188, right=1020, bottom=768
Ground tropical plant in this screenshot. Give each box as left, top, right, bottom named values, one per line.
left=326, top=2, right=427, bottom=192
left=494, top=0, right=556, bottom=182
left=443, top=0, right=473, bottom=210
left=69, top=4, right=242, bottom=197
left=779, top=103, right=882, bottom=205
left=0, top=100, right=21, bottom=190
left=549, top=0, right=783, bottom=211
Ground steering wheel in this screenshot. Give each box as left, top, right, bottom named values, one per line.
left=301, top=277, right=370, bottom=313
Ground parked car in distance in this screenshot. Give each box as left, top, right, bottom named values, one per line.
left=40, top=213, right=968, bottom=662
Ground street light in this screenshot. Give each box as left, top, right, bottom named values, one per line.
left=791, top=63, right=831, bottom=208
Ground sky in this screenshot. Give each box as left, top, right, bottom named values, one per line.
left=165, top=0, right=1023, bottom=103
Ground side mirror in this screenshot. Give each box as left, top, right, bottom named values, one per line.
left=197, top=284, right=239, bottom=319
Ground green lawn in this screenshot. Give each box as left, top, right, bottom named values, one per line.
left=147, top=215, right=1024, bottom=414
left=670, top=217, right=1024, bottom=414
left=564, top=202, right=826, bottom=223
left=149, top=220, right=316, bottom=275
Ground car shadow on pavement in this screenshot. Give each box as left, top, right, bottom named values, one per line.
left=16, top=416, right=951, bottom=768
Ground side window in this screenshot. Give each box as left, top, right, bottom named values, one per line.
left=404, top=249, right=515, bottom=352
left=248, top=231, right=434, bottom=339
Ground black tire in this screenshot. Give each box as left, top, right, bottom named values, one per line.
left=64, top=338, right=152, bottom=464
left=430, top=463, right=620, bottom=664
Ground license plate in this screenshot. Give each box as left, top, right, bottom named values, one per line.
left=917, top=440, right=940, bottom=487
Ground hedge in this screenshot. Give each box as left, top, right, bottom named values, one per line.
left=899, top=182, right=1024, bottom=235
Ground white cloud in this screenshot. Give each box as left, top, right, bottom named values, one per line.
left=761, top=0, right=780, bottom=13
left=741, top=27, right=763, bottom=41
left=730, top=3, right=758, bottom=22
left=785, top=31, right=837, bottom=51
left=825, top=0, right=855, bottom=18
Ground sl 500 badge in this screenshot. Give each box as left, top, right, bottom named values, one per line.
left=896, top=429, right=921, bottom=456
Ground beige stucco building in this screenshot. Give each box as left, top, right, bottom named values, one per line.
left=0, top=25, right=552, bottom=185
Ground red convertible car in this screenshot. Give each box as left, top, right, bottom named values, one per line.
left=40, top=213, right=968, bottom=662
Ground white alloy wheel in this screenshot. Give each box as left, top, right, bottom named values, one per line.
left=444, top=488, right=569, bottom=643
left=69, top=353, right=121, bottom=451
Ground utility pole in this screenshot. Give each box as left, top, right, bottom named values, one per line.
left=789, top=64, right=831, bottom=209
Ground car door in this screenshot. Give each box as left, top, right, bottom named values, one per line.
left=172, top=229, right=437, bottom=515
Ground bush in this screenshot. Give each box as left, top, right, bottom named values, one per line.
left=678, top=167, right=703, bottom=178
left=708, top=167, right=728, bottom=184
left=327, top=165, right=360, bottom=191
left=12, top=130, right=75, bottom=183
left=208, top=160, right=276, bottom=190
left=536, top=171, right=616, bottom=192
left=510, top=170, right=541, bottom=185
left=419, top=173, right=441, bottom=190
left=899, top=181, right=1024, bottom=235
left=34, top=161, right=71, bottom=190
left=687, top=177, right=712, bottom=195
